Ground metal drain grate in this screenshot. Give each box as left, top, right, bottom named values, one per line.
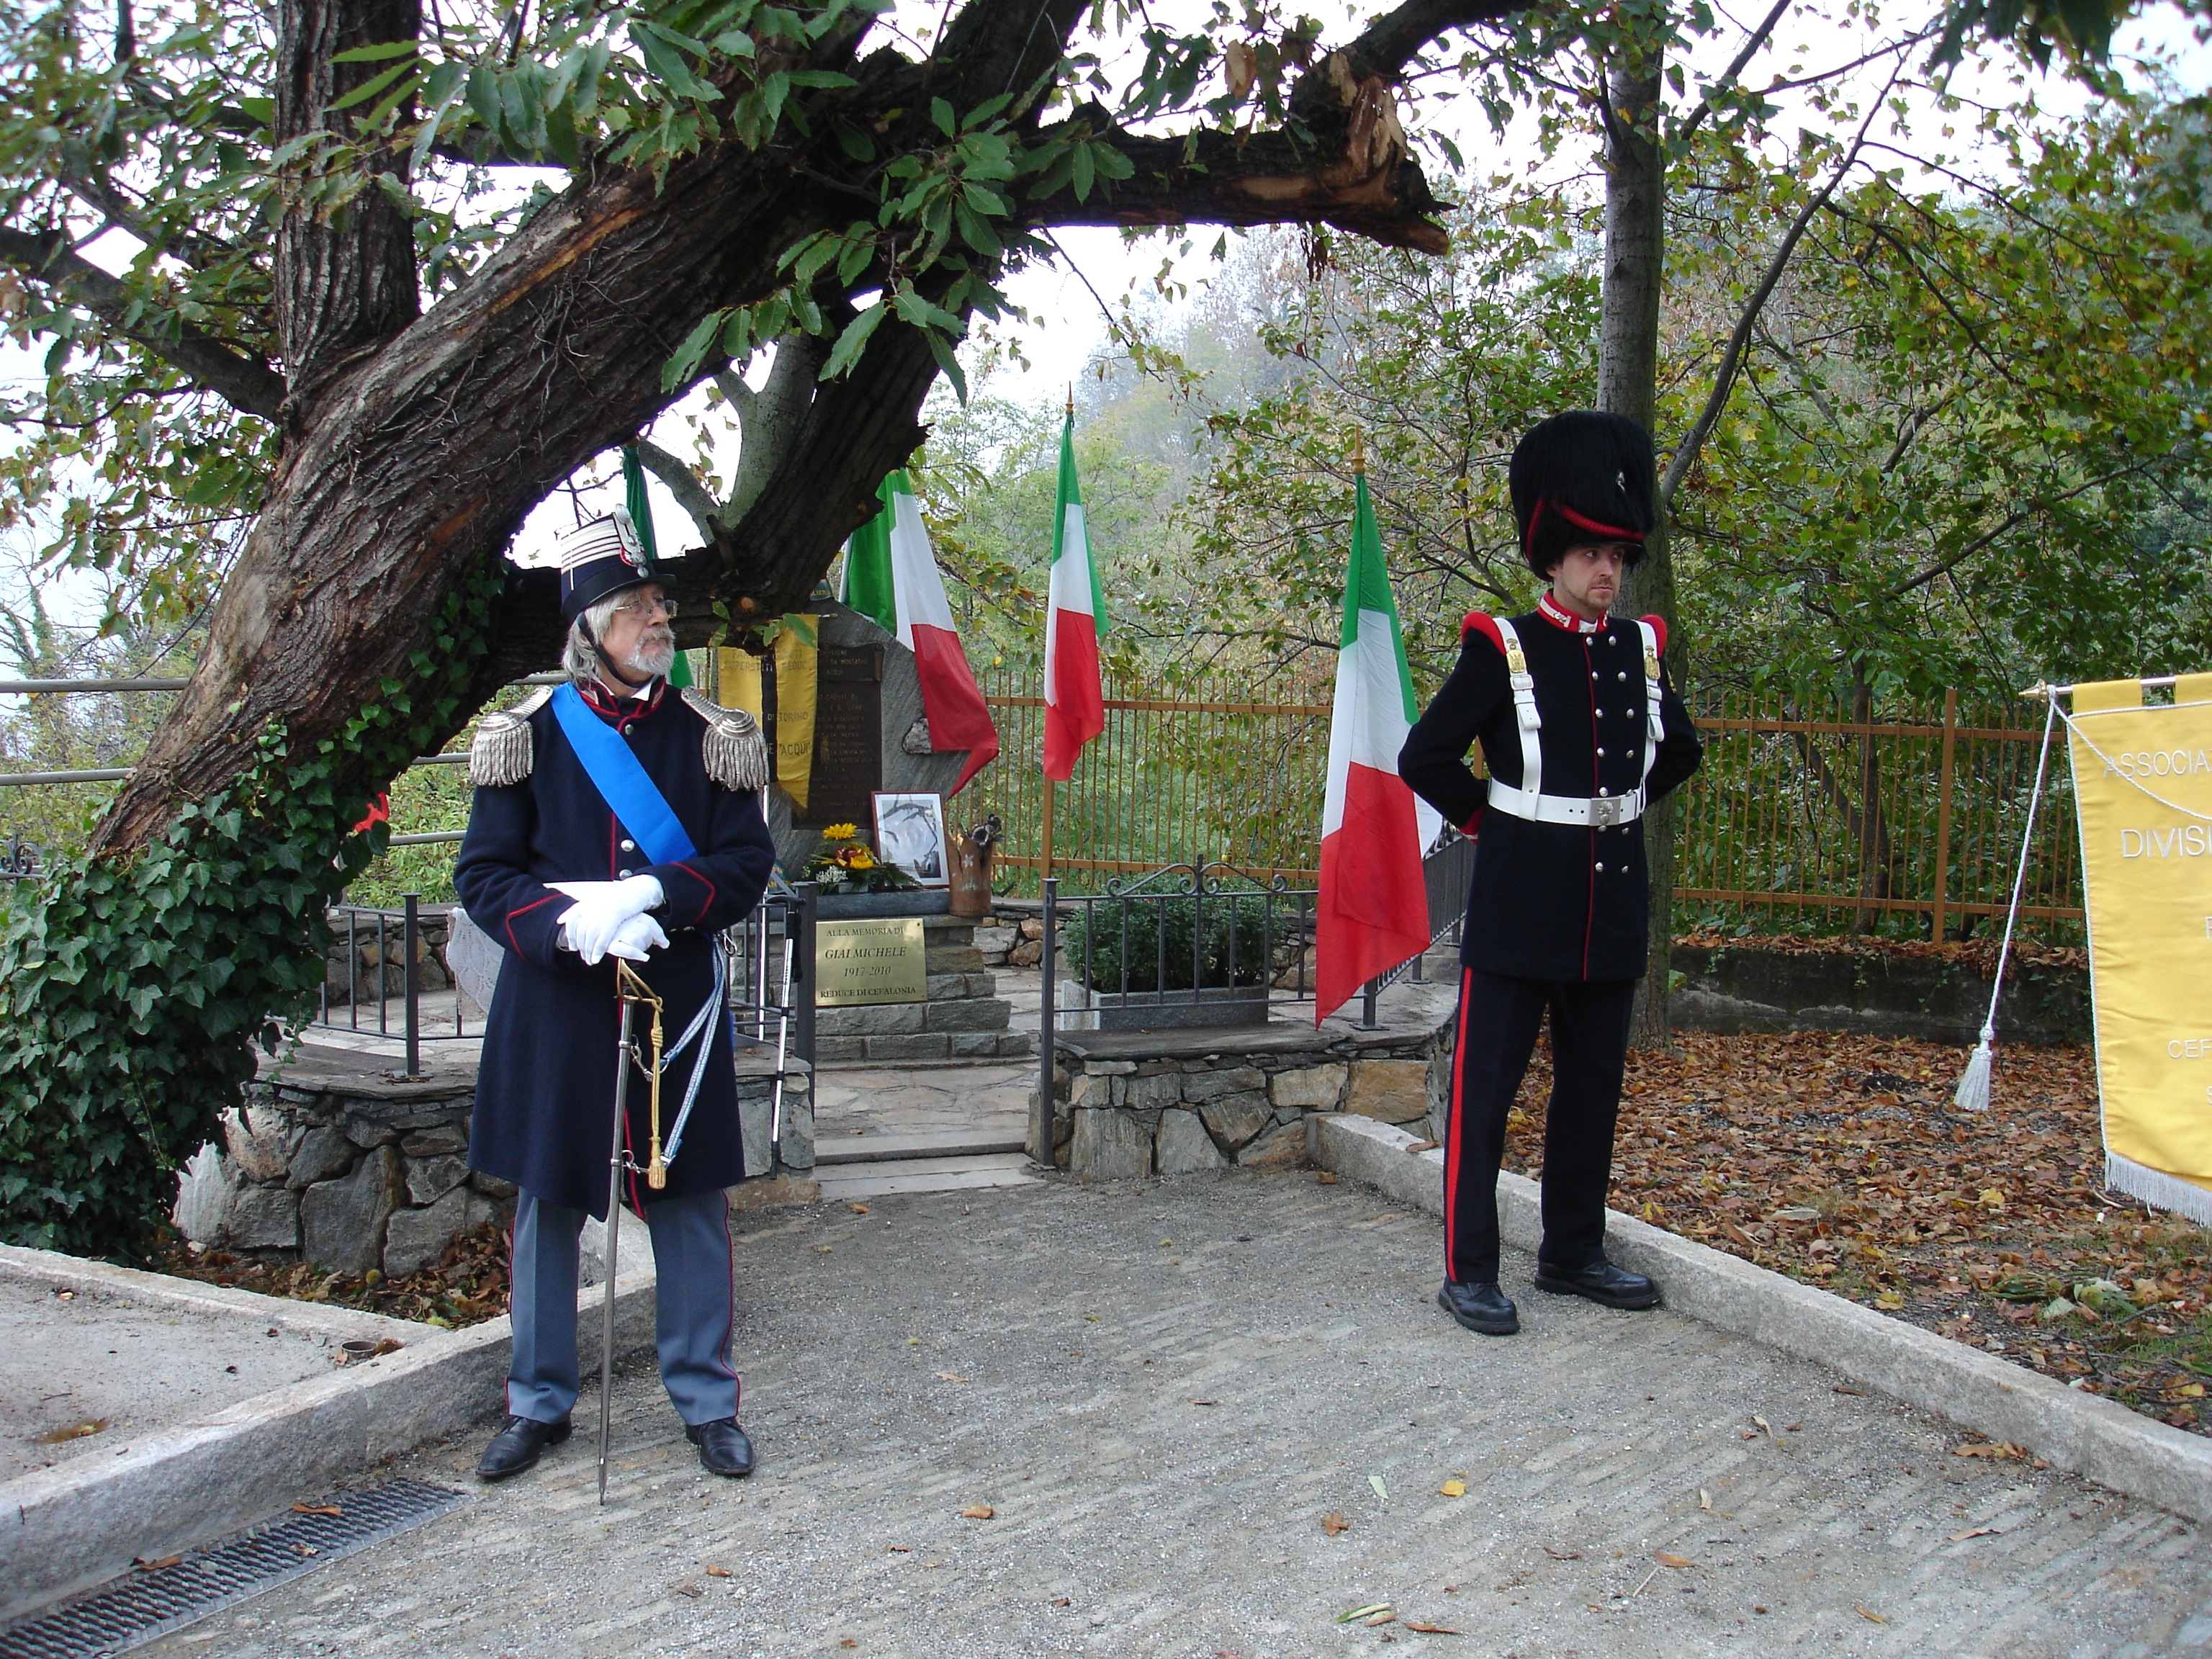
left=0, top=1478, right=467, bottom=1658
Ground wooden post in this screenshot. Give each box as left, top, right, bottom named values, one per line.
left=1040, top=775, right=1056, bottom=886
left=1932, top=688, right=1959, bottom=944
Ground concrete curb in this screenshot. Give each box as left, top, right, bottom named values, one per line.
left=1, top=1228, right=659, bottom=1622
left=1316, top=1112, right=2212, bottom=1523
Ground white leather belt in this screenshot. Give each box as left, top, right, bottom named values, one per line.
left=1487, top=780, right=1647, bottom=829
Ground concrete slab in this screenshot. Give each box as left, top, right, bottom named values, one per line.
left=814, top=1130, right=1028, bottom=1164
left=1315, top=1110, right=2212, bottom=1524
left=813, top=1154, right=1044, bottom=1200
left=0, top=1210, right=660, bottom=1623
left=124, top=1173, right=2211, bottom=1659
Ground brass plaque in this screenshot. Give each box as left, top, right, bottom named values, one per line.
left=815, top=917, right=929, bottom=1007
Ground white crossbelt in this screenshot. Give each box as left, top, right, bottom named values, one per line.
left=1486, top=779, right=1648, bottom=828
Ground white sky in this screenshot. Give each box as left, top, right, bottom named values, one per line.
left=5, top=1, right=2206, bottom=614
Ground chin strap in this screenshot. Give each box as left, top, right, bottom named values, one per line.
left=578, top=614, right=653, bottom=692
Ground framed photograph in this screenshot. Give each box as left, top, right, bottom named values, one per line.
left=872, top=791, right=950, bottom=887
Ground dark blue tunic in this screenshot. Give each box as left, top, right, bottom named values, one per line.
left=1398, top=605, right=1702, bottom=982
left=455, top=682, right=777, bottom=1217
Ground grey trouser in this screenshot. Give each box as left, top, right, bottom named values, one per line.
left=505, top=1187, right=741, bottom=1426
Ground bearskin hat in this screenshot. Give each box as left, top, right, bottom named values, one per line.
left=1508, top=411, right=1657, bottom=579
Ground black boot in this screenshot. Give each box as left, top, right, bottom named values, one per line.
left=1437, top=1280, right=1519, bottom=1336
left=477, top=1414, right=572, bottom=1480
left=686, top=1418, right=755, bottom=1478
left=1532, top=1258, right=1660, bottom=1309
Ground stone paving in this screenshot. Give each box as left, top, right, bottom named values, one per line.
left=811, top=1062, right=1029, bottom=1143
left=129, top=1168, right=2212, bottom=1658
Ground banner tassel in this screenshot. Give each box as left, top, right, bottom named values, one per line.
left=1952, top=694, right=2059, bottom=1113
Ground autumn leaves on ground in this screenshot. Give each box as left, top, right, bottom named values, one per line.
left=1507, top=1028, right=2212, bottom=1438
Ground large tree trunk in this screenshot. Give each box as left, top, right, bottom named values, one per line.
left=1596, top=17, right=1678, bottom=1051
left=90, top=0, right=1484, bottom=858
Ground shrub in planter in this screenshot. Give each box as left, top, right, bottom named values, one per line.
left=1062, top=892, right=1279, bottom=992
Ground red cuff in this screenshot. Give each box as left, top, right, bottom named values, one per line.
left=1460, top=810, right=1483, bottom=835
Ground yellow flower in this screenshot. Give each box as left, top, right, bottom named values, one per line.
left=845, top=849, right=876, bottom=871
left=822, top=823, right=858, bottom=841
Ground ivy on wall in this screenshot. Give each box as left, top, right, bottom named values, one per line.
left=0, top=575, right=500, bottom=1259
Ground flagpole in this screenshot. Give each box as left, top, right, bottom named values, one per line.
left=1041, top=775, right=1056, bottom=884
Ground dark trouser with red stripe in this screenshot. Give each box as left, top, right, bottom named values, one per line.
left=1444, top=967, right=1637, bottom=1286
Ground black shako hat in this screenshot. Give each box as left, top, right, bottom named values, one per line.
left=557, top=508, right=656, bottom=624
left=1509, top=411, right=1657, bottom=579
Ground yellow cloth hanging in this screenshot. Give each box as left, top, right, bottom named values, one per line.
left=771, top=614, right=819, bottom=812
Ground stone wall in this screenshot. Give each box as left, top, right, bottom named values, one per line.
left=173, top=1047, right=814, bottom=1277
left=322, top=907, right=454, bottom=1004
left=814, top=917, right=1030, bottom=1063
left=1031, top=980, right=1460, bottom=1182
left=1673, top=938, right=2090, bottom=1046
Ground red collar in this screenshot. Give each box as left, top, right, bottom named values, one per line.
left=1537, top=593, right=1607, bottom=635
left=577, top=676, right=665, bottom=722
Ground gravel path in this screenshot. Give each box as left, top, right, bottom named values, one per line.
left=139, top=1169, right=2208, bottom=1658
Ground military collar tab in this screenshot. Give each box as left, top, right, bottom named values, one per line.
left=578, top=675, right=665, bottom=718
left=1537, top=593, right=1607, bottom=635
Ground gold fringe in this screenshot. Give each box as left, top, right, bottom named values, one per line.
left=681, top=688, right=769, bottom=792
left=467, top=686, right=554, bottom=786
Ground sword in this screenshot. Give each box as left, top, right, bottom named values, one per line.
left=598, top=992, right=634, bottom=1506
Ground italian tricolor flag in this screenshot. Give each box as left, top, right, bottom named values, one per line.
left=1317, top=469, right=1442, bottom=1023
left=1043, top=407, right=1107, bottom=781
left=842, top=470, right=1000, bottom=796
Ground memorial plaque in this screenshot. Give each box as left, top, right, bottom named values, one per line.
left=775, top=643, right=882, bottom=829
left=815, top=917, right=928, bottom=1006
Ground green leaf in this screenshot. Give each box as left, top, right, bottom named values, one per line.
left=662, top=307, right=729, bottom=392
left=818, top=300, right=886, bottom=379
left=931, top=96, right=957, bottom=138
left=326, top=56, right=418, bottom=113
left=330, top=40, right=421, bottom=63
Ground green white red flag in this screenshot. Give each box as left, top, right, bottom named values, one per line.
left=1043, top=406, right=1107, bottom=781
left=841, top=470, right=999, bottom=795
left=1316, top=467, right=1442, bottom=1022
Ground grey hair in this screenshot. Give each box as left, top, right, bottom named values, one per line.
left=562, top=590, right=630, bottom=685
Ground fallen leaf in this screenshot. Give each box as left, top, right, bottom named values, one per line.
left=1369, top=1475, right=1388, bottom=1501
left=1833, top=1385, right=1869, bottom=1396
left=1655, top=1552, right=1695, bottom=1568
left=1051, top=1597, right=1070, bottom=1606
left=1406, top=1139, right=1440, bottom=1154
left=1948, top=1527, right=1997, bottom=1541
left=839, top=1640, right=857, bottom=1650
left=1699, top=1489, right=1712, bottom=1511
left=1542, top=1545, right=1581, bottom=1560
left=847, top=1202, right=869, bottom=1213
left=135, top=1555, right=182, bottom=1572
left=1952, top=1441, right=2027, bottom=1460
left=673, top=1583, right=703, bottom=1599
left=886, top=1545, right=912, bottom=1553
left=1335, top=1603, right=1392, bottom=1624
left=1364, top=1611, right=1397, bottom=1627
left=959, top=1503, right=994, bottom=1520
left=1752, top=1415, right=1773, bottom=1437
left=1188, top=1398, right=1220, bottom=1406
left=291, top=1502, right=342, bottom=1517
left=1323, top=1511, right=1349, bottom=1536
left=1858, top=1606, right=1887, bottom=1624
left=935, top=1372, right=968, bottom=1382
left=1315, top=1172, right=1339, bottom=1184
left=293, top=1544, right=318, bottom=1558
left=705, top=1564, right=733, bottom=1576
left=1402, top=1622, right=1462, bottom=1635
left=815, top=1244, right=833, bottom=1253
left=35, top=1419, right=108, bottom=1443
left=1771, top=1205, right=1822, bottom=1221
left=1438, top=1479, right=1466, bottom=1497
left=369, top=1337, right=403, bottom=1357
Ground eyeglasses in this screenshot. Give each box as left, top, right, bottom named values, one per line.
left=611, top=594, right=678, bottom=619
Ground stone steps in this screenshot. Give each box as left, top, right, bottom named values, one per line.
left=814, top=1130, right=1028, bottom=1165
left=811, top=1153, right=1043, bottom=1201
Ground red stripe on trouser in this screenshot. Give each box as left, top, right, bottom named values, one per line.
left=1442, top=966, right=1473, bottom=1279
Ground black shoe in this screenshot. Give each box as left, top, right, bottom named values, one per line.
left=1437, top=1280, right=1519, bottom=1335
left=1532, top=1258, right=1660, bottom=1310
left=477, top=1413, right=571, bottom=1480
left=685, top=1417, right=755, bottom=1478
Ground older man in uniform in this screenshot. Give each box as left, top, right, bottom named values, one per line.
left=456, top=509, right=776, bottom=1478
left=1399, top=413, right=1703, bottom=1336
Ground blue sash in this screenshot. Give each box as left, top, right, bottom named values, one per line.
left=549, top=683, right=698, bottom=866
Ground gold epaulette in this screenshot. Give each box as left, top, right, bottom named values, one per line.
left=467, top=686, right=554, bottom=786
left=680, top=688, right=770, bottom=791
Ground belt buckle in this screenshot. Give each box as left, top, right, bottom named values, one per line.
left=1591, top=796, right=1627, bottom=829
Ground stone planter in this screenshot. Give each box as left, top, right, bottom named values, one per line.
left=814, top=890, right=952, bottom=920
left=1054, top=980, right=1269, bottom=1031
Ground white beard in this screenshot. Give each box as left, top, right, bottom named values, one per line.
left=626, top=634, right=676, bottom=678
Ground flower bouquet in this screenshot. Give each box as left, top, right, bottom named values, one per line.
left=798, top=823, right=920, bottom=894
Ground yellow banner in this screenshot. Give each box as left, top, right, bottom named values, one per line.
left=712, top=647, right=763, bottom=723
left=2067, top=673, right=2212, bottom=1220
left=771, top=613, right=819, bottom=811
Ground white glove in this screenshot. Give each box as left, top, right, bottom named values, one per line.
left=555, top=874, right=665, bottom=965
left=604, top=912, right=669, bottom=962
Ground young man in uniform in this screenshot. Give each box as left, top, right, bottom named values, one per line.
left=457, top=510, right=778, bottom=1477
left=1398, top=412, right=1703, bottom=1336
